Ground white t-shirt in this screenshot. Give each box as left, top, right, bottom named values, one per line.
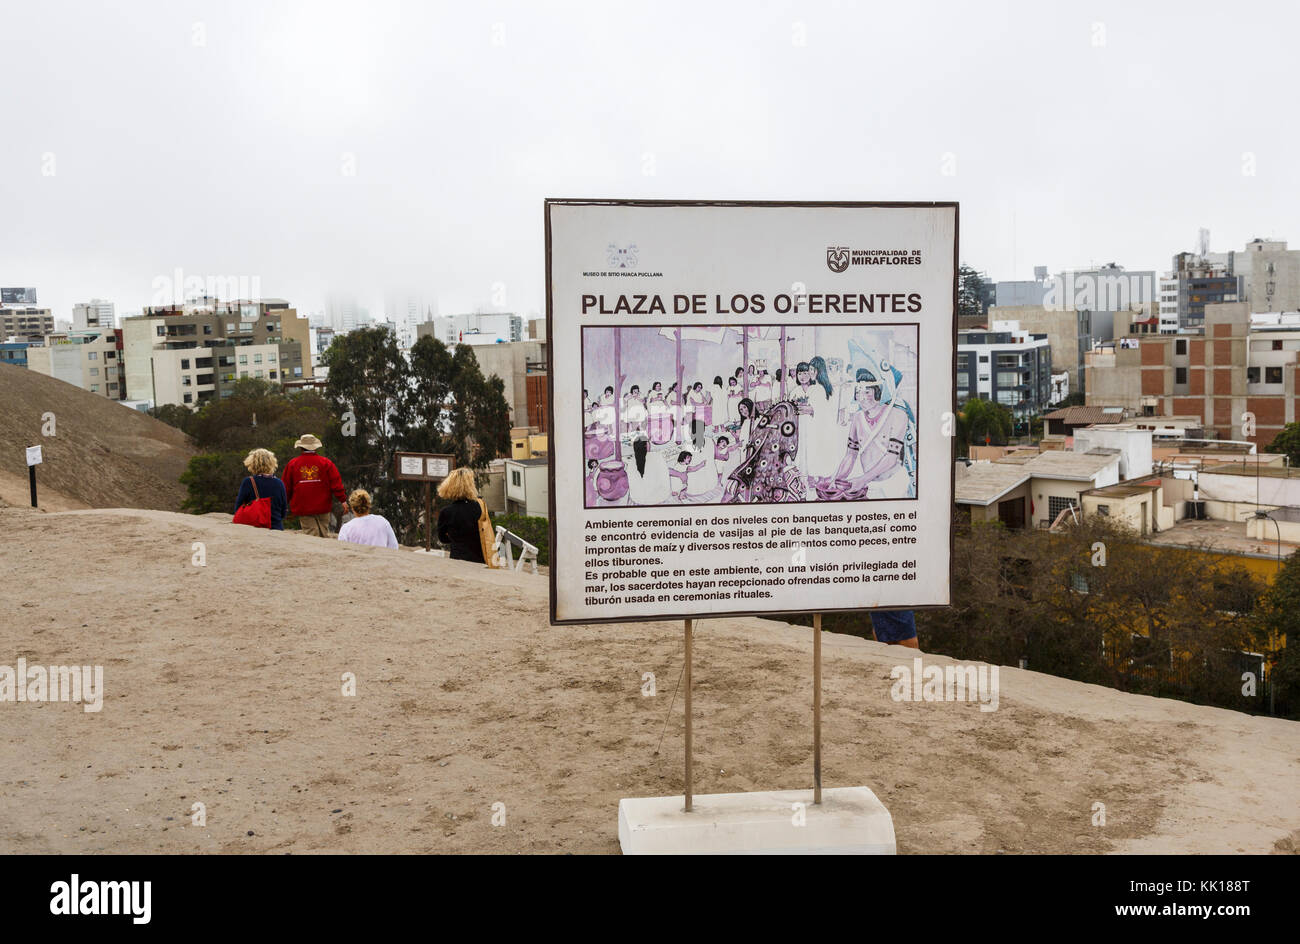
left=338, top=514, right=399, bottom=549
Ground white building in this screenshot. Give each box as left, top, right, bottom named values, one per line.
left=72, top=299, right=115, bottom=330
left=26, top=329, right=123, bottom=399
left=421, top=312, right=523, bottom=347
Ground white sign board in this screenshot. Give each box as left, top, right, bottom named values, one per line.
left=426, top=457, right=451, bottom=478
left=26, top=445, right=42, bottom=467
left=546, top=200, right=956, bottom=624
left=399, top=456, right=423, bottom=477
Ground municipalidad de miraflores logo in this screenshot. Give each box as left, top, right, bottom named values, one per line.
left=827, top=247, right=923, bottom=271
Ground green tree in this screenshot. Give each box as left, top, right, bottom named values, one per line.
left=149, top=403, right=196, bottom=436
left=322, top=326, right=409, bottom=519
left=1253, top=550, right=1300, bottom=717
left=961, top=396, right=1013, bottom=447
left=1265, top=423, right=1300, bottom=466
left=958, top=263, right=989, bottom=320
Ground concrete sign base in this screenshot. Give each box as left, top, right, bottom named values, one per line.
left=618, top=786, right=895, bottom=855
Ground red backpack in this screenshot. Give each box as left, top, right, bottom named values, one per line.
left=233, top=476, right=272, bottom=528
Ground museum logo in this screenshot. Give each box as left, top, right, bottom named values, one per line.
left=607, top=242, right=639, bottom=269
left=826, top=246, right=850, bottom=272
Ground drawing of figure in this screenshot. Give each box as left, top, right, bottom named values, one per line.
left=622, top=384, right=647, bottom=436
left=723, top=400, right=805, bottom=503
left=751, top=360, right=772, bottom=415
left=725, top=375, right=741, bottom=427
left=811, top=371, right=913, bottom=500
left=647, top=381, right=674, bottom=445
left=714, top=433, right=740, bottom=482
left=584, top=458, right=600, bottom=506
left=792, top=357, right=837, bottom=484
left=627, top=437, right=671, bottom=506
left=730, top=396, right=756, bottom=450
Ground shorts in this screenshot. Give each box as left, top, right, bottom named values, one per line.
left=870, top=609, right=917, bottom=643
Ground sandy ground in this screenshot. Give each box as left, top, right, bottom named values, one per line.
left=0, top=505, right=1296, bottom=854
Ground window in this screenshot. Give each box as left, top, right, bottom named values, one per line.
left=1273, top=340, right=1284, bottom=351
left=87, top=351, right=97, bottom=360
left=183, top=393, right=193, bottom=404
left=88, top=367, right=98, bottom=376
left=267, top=353, right=276, bottom=363
left=156, top=326, right=166, bottom=337
left=181, top=358, right=190, bottom=370
left=956, top=354, right=970, bottom=369
left=996, top=371, right=1020, bottom=386
left=1097, top=504, right=1110, bottom=516
left=254, top=353, right=262, bottom=364
left=1266, top=366, right=1283, bottom=384
left=255, top=370, right=263, bottom=379
left=90, top=384, right=99, bottom=392
left=996, top=354, right=1018, bottom=368
left=294, top=367, right=302, bottom=377
left=182, top=376, right=191, bottom=386
left=978, top=354, right=989, bottom=363
left=511, top=470, right=522, bottom=487
left=1175, top=339, right=1187, bottom=355
left=269, top=370, right=277, bottom=380
left=1247, top=366, right=1260, bottom=383
left=239, top=354, right=248, bottom=365
left=1175, top=367, right=1187, bottom=384
left=1047, top=496, right=1078, bottom=522
left=104, top=350, right=115, bottom=360
left=203, top=324, right=213, bottom=335
left=978, top=374, right=990, bottom=382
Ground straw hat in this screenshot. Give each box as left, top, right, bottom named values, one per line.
left=294, top=433, right=323, bottom=451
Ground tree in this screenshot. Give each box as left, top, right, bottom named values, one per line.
left=961, top=397, right=1013, bottom=447
left=958, top=263, right=989, bottom=320
left=1265, top=423, right=1300, bottom=466
left=1253, top=549, right=1300, bottom=717
left=149, top=403, right=196, bottom=436
left=322, top=326, right=409, bottom=520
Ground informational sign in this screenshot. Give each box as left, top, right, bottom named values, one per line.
left=392, top=452, right=455, bottom=482
left=26, top=445, right=42, bottom=466
left=2, top=288, right=37, bottom=304
left=546, top=200, right=957, bottom=624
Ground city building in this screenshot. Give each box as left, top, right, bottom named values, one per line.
left=72, top=299, right=116, bottom=330
left=1234, top=238, right=1300, bottom=314
left=26, top=328, right=124, bottom=399
left=956, top=321, right=1052, bottom=416
left=987, top=304, right=1088, bottom=398
left=1, top=306, right=54, bottom=342
left=0, top=341, right=31, bottom=367
left=955, top=449, right=1121, bottom=529
left=419, top=312, right=523, bottom=347
left=470, top=339, right=549, bottom=431
left=1084, top=301, right=1300, bottom=445
left=123, top=298, right=312, bottom=407
left=504, top=457, right=549, bottom=517
left=998, top=264, right=1156, bottom=353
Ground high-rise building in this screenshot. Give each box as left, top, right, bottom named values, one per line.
left=0, top=306, right=54, bottom=342
left=123, top=298, right=312, bottom=407
left=418, top=312, right=522, bottom=347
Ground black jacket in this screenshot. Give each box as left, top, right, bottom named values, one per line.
left=437, top=499, right=485, bottom=563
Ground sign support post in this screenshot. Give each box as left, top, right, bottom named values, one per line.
left=424, top=481, right=433, bottom=551
left=684, top=618, right=693, bottom=813
left=813, top=613, right=822, bottom=804
left=25, top=445, right=42, bottom=508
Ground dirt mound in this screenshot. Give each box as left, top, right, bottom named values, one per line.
left=0, top=505, right=1295, bottom=854
left=0, top=364, right=195, bottom=511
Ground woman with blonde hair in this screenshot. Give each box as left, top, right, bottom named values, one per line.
left=436, top=467, right=493, bottom=565
left=233, top=448, right=288, bottom=530
left=337, top=488, right=398, bottom=549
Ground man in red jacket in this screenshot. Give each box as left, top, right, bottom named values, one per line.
left=282, top=433, right=348, bottom=537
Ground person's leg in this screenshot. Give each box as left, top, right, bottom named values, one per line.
left=312, top=513, right=332, bottom=536
left=298, top=514, right=327, bottom=537
left=869, top=609, right=920, bottom=650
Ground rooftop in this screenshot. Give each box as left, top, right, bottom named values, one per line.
left=998, top=449, right=1121, bottom=481
left=1146, top=518, right=1297, bottom=561
left=954, top=462, right=1031, bottom=506
left=1043, top=405, right=1125, bottom=426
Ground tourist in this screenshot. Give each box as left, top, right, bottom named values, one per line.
left=436, top=467, right=489, bottom=564
left=337, top=489, right=399, bottom=549
left=281, top=433, right=349, bottom=537
left=233, top=448, right=288, bottom=530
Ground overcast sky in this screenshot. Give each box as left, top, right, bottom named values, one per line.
left=3, top=0, right=1296, bottom=323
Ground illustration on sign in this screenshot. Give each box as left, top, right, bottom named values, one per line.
left=580, top=323, right=917, bottom=507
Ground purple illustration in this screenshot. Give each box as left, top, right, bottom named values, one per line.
left=580, top=324, right=919, bottom=508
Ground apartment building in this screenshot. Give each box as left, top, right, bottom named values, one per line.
left=471, top=339, right=549, bottom=431
left=26, top=329, right=125, bottom=399
left=1084, top=300, right=1300, bottom=445
left=72, top=299, right=116, bottom=330
left=123, top=298, right=312, bottom=407
left=0, top=306, right=54, bottom=342
left=957, top=321, right=1053, bottom=416
left=418, top=312, right=523, bottom=347
left=987, top=304, right=1087, bottom=397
